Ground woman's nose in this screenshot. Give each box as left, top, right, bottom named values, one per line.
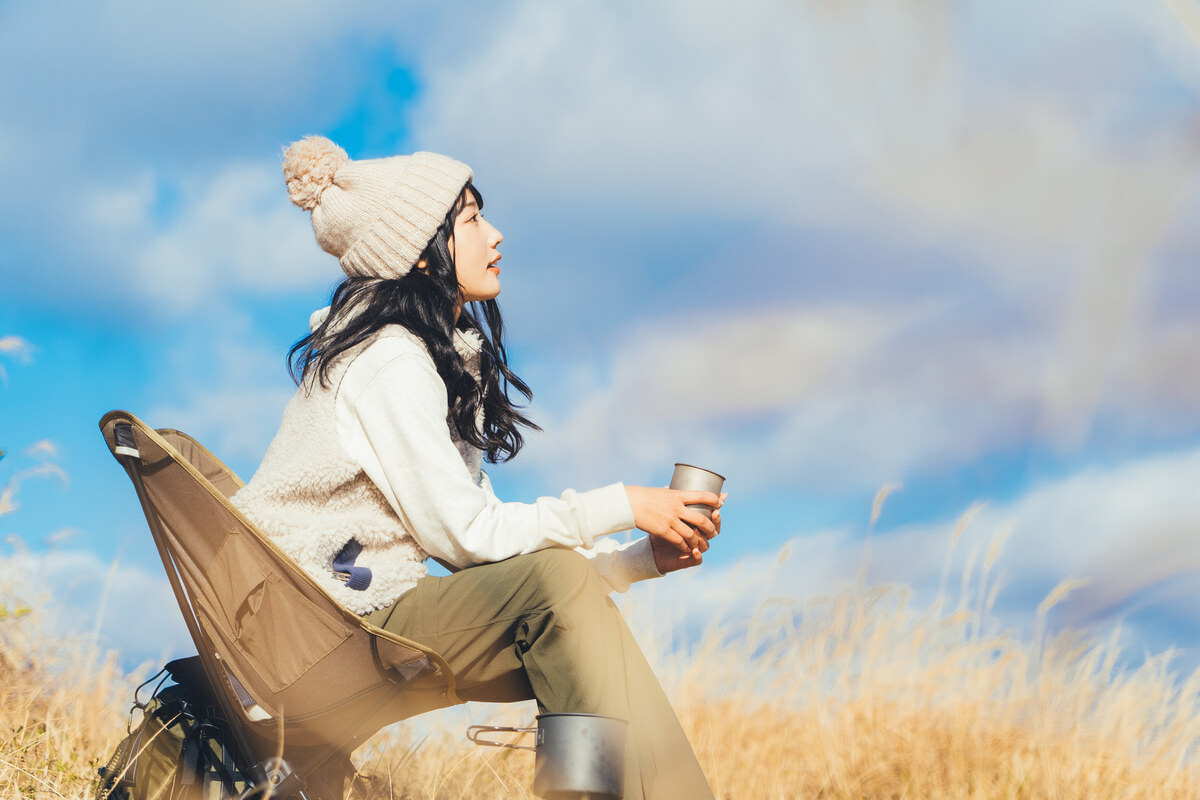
left=488, top=220, right=503, bottom=247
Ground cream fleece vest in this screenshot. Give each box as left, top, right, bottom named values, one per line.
left=232, top=324, right=484, bottom=615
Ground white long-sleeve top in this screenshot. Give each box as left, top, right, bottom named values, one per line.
left=335, top=330, right=660, bottom=588
left=232, top=312, right=659, bottom=615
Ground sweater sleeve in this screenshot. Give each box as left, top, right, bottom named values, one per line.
left=478, top=470, right=662, bottom=593
left=336, top=337, right=636, bottom=569
left=580, top=535, right=662, bottom=593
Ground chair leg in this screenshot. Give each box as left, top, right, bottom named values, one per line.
left=345, top=768, right=377, bottom=800
left=295, top=752, right=354, bottom=800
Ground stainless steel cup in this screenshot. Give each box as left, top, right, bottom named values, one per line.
left=467, top=712, right=629, bottom=799
left=669, top=463, right=726, bottom=522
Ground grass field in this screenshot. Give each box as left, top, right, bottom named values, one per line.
left=3, top=541, right=1199, bottom=800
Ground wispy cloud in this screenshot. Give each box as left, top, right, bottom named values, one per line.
left=400, top=0, right=1200, bottom=476
left=408, top=0, right=960, bottom=220
left=23, top=440, right=58, bottom=460
left=513, top=296, right=1200, bottom=497
left=633, top=441, right=1200, bottom=668
left=0, top=547, right=192, bottom=668
left=0, top=445, right=69, bottom=518
left=117, top=163, right=333, bottom=311
left=146, top=312, right=296, bottom=467
left=0, top=336, right=32, bottom=362
left=0, top=1, right=395, bottom=315
left=0, top=335, right=33, bottom=387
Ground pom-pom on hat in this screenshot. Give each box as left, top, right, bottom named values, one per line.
left=281, top=136, right=473, bottom=280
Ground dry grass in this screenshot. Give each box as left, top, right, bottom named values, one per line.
left=674, top=587, right=1200, bottom=799
left=338, top=566, right=1200, bottom=799
left=2, top=541, right=1199, bottom=798
left=0, top=597, right=142, bottom=799
left=0, top=446, right=145, bottom=800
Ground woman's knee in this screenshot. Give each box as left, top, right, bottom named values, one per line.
left=518, top=548, right=604, bottom=608
left=512, top=550, right=616, bottom=663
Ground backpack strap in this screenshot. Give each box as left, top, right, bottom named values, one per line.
left=179, top=721, right=202, bottom=787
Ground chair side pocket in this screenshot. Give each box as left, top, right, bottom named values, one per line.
left=208, top=532, right=351, bottom=693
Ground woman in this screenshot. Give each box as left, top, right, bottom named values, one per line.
left=232, top=136, right=724, bottom=800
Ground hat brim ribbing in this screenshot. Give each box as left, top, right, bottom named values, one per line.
left=339, top=153, right=473, bottom=280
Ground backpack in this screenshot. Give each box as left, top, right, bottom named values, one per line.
left=95, top=656, right=252, bottom=800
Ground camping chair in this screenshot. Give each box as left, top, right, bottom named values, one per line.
left=100, top=410, right=463, bottom=799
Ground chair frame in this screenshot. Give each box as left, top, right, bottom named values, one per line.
left=100, top=410, right=461, bottom=799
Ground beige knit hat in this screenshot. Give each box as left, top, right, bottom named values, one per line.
left=282, top=136, right=473, bottom=280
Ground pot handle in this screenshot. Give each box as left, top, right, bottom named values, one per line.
left=466, top=724, right=538, bottom=752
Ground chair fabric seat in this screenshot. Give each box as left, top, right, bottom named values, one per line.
left=100, top=410, right=460, bottom=773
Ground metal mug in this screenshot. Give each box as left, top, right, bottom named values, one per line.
left=669, top=463, right=726, bottom=523
left=468, top=712, right=628, bottom=799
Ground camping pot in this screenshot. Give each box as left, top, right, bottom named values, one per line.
left=467, top=712, right=628, bottom=799
left=669, top=463, right=726, bottom=522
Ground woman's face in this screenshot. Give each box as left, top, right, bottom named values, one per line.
left=450, top=193, right=504, bottom=305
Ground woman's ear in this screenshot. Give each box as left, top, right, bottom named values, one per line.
left=415, top=259, right=429, bottom=274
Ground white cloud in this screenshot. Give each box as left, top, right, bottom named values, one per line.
left=0, top=547, right=192, bottom=668
left=850, top=443, right=1200, bottom=671
left=1115, top=320, right=1200, bottom=414
left=147, top=312, right=297, bottom=467
left=406, top=0, right=1198, bottom=255
left=0, top=0, right=393, bottom=314
left=514, top=304, right=912, bottom=488
left=868, top=105, right=1198, bottom=448
left=871, top=106, right=1193, bottom=264
left=0, top=335, right=34, bottom=387
left=125, top=163, right=332, bottom=310
left=399, top=0, right=1200, bottom=470
left=0, top=1, right=385, bottom=161
left=408, top=0, right=960, bottom=221
left=513, top=293, right=1200, bottom=496
left=23, top=440, right=59, bottom=460
left=0, top=336, right=33, bottom=362
left=5, top=0, right=1195, bottom=373
left=41, top=160, right=331, bottom=314
left=627, top=442, right=1200, bottom=667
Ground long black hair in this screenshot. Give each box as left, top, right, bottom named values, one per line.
left=288, top=183, right=540, bottom=463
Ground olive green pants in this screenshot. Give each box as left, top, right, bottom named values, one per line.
left=367, top=548, right=714, bottom=800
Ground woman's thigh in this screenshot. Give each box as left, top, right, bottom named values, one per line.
left=368, top=549, right=602, bottom=702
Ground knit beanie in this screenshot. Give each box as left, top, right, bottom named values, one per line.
left=282, top=136, right=473, bottom=280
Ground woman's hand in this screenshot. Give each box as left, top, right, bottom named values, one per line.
left=650, top=498, right=724, bottom=574
left=625, top=486, right=724, bottom=571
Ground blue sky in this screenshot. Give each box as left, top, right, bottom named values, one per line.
left=3, top=0, right=1200, bottom=671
